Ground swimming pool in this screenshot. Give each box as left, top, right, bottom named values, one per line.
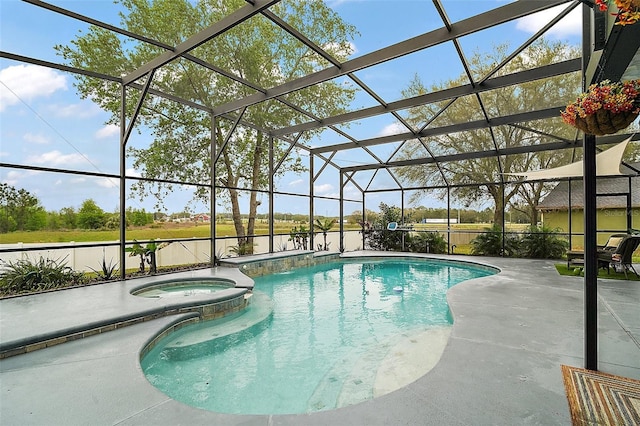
left=141, top=257, right=496, bottom=414
left=131, top=278, right=234, bottom=298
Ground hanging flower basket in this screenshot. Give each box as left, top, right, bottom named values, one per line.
left=573, top=109, right=638, bottom=135
left=561, top=79, right=640, bottom=136
left=595, top=0, right=640, bottom=25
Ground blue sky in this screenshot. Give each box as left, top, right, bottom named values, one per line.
left=0, top=0, right=582, bottom=217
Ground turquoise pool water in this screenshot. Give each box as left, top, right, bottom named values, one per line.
left=132, top=281, right=232, bottom=298
left=141, top=257, right=496, bottom=415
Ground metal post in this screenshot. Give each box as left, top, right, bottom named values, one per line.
left=582, top=1, right=597, bottom=371
left=339, top=171, right=344, bottom=253
left=501, top=183, right=505, bottom=256
left=362, top=194, right=366, bottom=250
left=584, top=134, right=598, bottom=371
left=269, top=136, right=274, bottom=253
left=401, top=190, right=405, bottom=251
left=310, top=151, right=314, bottom=251
left=211, top=116, right=217, bottom=265
left=627, top=177, right=632, bottom=232
left=119, top=84, right=126, bottom=279
left=568, top=178, right=573, bottom=249
left=447, top=187, right=451, bottom=255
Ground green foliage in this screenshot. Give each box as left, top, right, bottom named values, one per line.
left=77, top=199, right=106, bottom=229
left=0, top=256, right=85, bottom=295
left=229, top=240, right=256, bottom=256
left=365, top=203, right=404, bottom=251
left=519, top=225, right=568, bottom=259
left=89, top=251, right=119, bottom=281
left=471, top=225, right=519, bottom=257
left=395, top=39, right=581, bottom=226
left=0, top=183, right=46, bottom=233
left=55, top=0, right=357, bottom=249
left=126, top=207, right=153, bottom=227
left=314, top=218, right=336, bottom=250
left=125, top=239, right=169, bottom=273
left=289, top=225, right=310, bottom=250
left=406, top=232, right=447, bottom=254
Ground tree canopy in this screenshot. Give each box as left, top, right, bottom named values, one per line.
left=394, top=39, right=582, bottom=226
left=55, top=0, right=358, bottom=252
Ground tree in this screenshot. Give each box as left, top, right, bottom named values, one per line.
left=395, top=39, right=581, bottom=227
left=58, top=207, right=77, bottom=229
left=77, top=199, right=106, bottom=229
left=126, top=207, right=153, bottom=227
left=314, top=218, right=336, bottom=250
left=0, top=183, right=45, bottom=232
left=56, top=0, right=358, bottom=253
left=365, top=203, right=404, bottom=251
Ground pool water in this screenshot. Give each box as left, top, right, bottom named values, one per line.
left=133, top=282, right=231, bottom=298
left=141, top=258, right=495, bottom=414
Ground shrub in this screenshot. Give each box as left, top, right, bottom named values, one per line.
left=518, top=225, right=568, bottom=259
left=89, top=253, right=119, bottom=281
left=0, top=256, right=85, bottom=295
left=471, top=225, right=519, bottom=257
left=366, top=203, right=404, bottom=251
left=407, top=232, right=447, bottom=254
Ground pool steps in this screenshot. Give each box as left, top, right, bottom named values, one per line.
left=0, top=284, right=250, bottom=359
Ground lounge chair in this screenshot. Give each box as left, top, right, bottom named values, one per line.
left=597, top=235, right=640, bottom=279
left=566, top=233, right=627, bottom=270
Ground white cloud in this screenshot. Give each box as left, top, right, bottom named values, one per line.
left=126, top=168, right=142, bottom=177
left=25, top=150, right=87, bottom=166
left=23, top=133, right=50, bottom=145
left=1, top=169, right=41, bottom=186
left=97, top=177, right=119, bottom=188
left=323, top=41, right=358, bottom=57
left=96, top=124, right=120, bottom=139
left=378, top=122, right=406, bottom=137
left=0, top=65, right=67, bottom=111
left=515, top=5, right=582, bottom=38
left=289, top=178, right=304, bottom=186
left=0, top=151, right=9, bottom=158
left=50, top=101, right=102, bottom=118
left=314, top=183, right=334, bottom=195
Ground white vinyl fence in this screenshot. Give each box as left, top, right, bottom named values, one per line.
left=0, top=231, right=364, bottom=273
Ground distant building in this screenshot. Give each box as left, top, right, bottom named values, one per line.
left=192, top=213, right=211, bottom=223
left=537, top=163, right=639, bottom=247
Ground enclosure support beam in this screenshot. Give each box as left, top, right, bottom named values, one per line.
left=310, top=150, right=315, bottom=252
left=584, top=133, right=598, bottom=371
left=568, top=178, right=573, bottom=249
left=269, top=136, right=274, bottom=254
left=211, top=116, right=217, bottom=265
left=119, top=84, right=127, bottom=280
left=401, top=190, right=405, bottom=252
left=362, top=194, right=367, bottom=251
left=582, top=2, right=597, bottom=371
left=340, top=171, right=345, bottom=253
left=447, top=187, right=451, bottom=255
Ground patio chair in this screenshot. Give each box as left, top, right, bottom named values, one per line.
left=597, top=235, right=640, bottom=279
left=566, top=233, right=627, bottom=270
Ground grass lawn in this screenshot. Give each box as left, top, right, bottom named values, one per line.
left=555, top=263, right=640, bottom=281
left=0, top=222, right=362, bottom=244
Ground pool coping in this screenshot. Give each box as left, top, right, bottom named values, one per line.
left=0, top=267, right=253, bottom=359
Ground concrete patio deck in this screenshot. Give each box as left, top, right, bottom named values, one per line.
left=1, top=253, right=638, bottom=425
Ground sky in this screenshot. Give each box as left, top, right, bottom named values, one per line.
left=0, top=0, right=583, bottom=217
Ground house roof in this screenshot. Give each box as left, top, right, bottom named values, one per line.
left=537, top=163, right=640, bottom=210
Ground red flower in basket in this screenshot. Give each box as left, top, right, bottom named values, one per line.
left=595, top=0, right=640, bottom=25
left=561, top=80, right=640, bottom=136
